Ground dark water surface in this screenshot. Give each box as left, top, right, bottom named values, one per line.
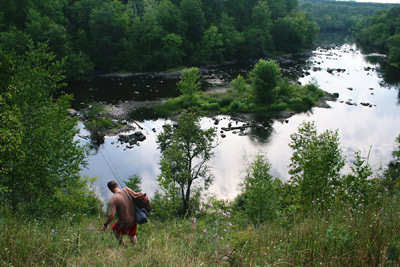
left=69, top=43, right=400, bottom=203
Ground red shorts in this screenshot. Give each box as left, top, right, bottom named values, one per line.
left=112, top=222, right=137, bottom=237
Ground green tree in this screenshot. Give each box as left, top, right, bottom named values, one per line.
left=0, top=27, right=32, bottom=55
left=242, top=0, right=273, bottom=57
left=231, top=74, right=248, bottom=94
left=218, top=12, right=242, bottom=59
left=0, top=51, right=24, bottom=176
left=124, top=174, right=142, bottom=192
left=156, top=109, right=216, bottom=215
left=248, top=59, right=281, bottom=104
left=387, top=34, right=400, bottom=67
left=177, top=67, right=201, bottom=100
left=180, top=0, right=205, bottom=43
left=155, top=0, right=184, bottom=35
left=381, top=134, right=400, bottom=194
left=240, top=153, right=280, bottom=225
left=89, top=1, right=132, bottom=70
left=289, top=121, right=345, bottom=209
left=273, top=12, right=319, bottom=52
left=0, top=44, right=99, bottom=218
left=25, top=9, right=70, bottom=58
left=342, top=151, right=373, bottom=206
left=127, top=14, right=164, bottom=70
left=199, top=26, right=224, bottom=64
left=159, top=33, right=184, bottom=69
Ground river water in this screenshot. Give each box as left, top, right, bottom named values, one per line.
left=68, top=43, right=400, bottom=203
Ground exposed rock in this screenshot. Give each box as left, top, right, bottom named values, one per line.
left=345, top=101, right=357, bottom=106
left=221, top=124, right=251, bottom=131
left=68, top=108, right=78, bottom=116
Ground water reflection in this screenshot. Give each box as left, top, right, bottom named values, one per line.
left=75, top=43, right=400, bottom=201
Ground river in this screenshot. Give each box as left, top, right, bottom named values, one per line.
left=67, top=43, right=400, bottom=203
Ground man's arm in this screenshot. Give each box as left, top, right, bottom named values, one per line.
left=103, top=214, right=114, bottom=231
left=124, top=187, right=136, bottom=195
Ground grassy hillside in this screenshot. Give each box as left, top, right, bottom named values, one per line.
left=1, top=194, right=399, bottom=266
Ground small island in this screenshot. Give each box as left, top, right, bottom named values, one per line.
left=155, top=59, right=333, bottom=117
left=82, top=58, right=336, bottom=143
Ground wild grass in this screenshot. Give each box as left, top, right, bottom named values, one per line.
left=1, top=194, right=399, bottom=266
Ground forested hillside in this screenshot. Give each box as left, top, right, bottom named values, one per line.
left=0, top=0, right=318, bottom=81
left=356, top=6, right=400, bottom=67
left=299, top=0, right=394, bottom=33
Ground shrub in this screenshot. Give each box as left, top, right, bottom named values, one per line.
left=231, top=74, right=248, bottom=94
left=248, top=59, right=281, bottom=104
left=237, top=153, right=281, bottom=225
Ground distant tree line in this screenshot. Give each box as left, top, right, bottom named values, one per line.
left=299, top=0, right=394, bottom=33
left=0, top=0, right=319, bottom=81
left=356, top=6, right=400, bottom=67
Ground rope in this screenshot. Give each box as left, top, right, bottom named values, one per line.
left=98, top=148, right=126, bottom=187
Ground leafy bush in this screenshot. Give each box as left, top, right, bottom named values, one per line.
left=231, top=74, right=248, bottom=94
left=85, top=118, right=113, bottom=132
left=289, top=121, right=345, bottom=209
left=0, top=45, right=92, bottom=219
left=237, top=153, right=281, bottom=225
left=84, top=102, right=106, bottom=121
left=177, top=67, right=201, bottom=99
left=249, top=59, right=281, bottom=104
left=154, top=98, right=182, bottom=117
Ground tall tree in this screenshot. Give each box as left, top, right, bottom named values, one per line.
left=272, top=12, right=319, bottom=52
left=157, top=109, right=216, bottom=215
left=244, top=0, right=273, bottom=57
left=248, top=59, right=281, bottom=104
left=180, top=0, right=205, bottom=43
left=0, top=44, right=99, bottom=218
left=240, top=153, right=281, bottom=225
left=289, top=121, right=345, bottom=208
left=89, top=1, right=132, bottom=70
left=177, top=67, right=201, bottom=100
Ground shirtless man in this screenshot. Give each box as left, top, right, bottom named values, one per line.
left=102, top=180, right=137, bottom=246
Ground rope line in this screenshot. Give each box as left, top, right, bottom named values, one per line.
left=98, top=148, right=126, bottom=187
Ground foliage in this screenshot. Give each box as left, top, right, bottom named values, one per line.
left=273, top=11, right=320, bottom=53
left=0, top=44, right=97, bottom=218
left=237, top=153, right=281, bottom=225
left=177, top=67, right=201, bottom=100
left=356, top=6, right=400, bottom=66
left=1, top=126, right=400, bottom=266
left=381, top=134, right=400, bottom=194
left=124, top=174, right=142, bottom=193
left=299, top=1, right=392, bottom=33
left=0, top=0, right=319, bottom=80
left=1, top=190, right=399, bottom=266
left=248, top=59, right=281, bottom=104
left=289, top=121, right=345, bottom=209
left=341, top=151, right=373, bottom=207
left=388, top=34, right=400, bottom=67
left=230, top=74, right=248, bottom=94
left=156, top=109, right=216, bottom=215
left=155, top=64, right=325, bottom=117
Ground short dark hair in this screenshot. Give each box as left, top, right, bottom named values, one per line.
left=107, top=180, right=118, bottom=191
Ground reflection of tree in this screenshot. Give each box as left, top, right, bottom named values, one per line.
left=248, top=118, right=274, bottom=144
left=378, top=62, right=400, bottom=87
left=365, top=55, right=400, bottom=103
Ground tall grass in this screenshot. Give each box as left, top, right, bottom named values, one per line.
left=1, top=195, right=399, bottom=266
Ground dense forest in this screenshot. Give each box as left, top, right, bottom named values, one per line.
left=299, top=0, right=395, bottom=33
left=0, top=0, right=319, bottom=81
left=356, top=6, right=400, bottom=67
